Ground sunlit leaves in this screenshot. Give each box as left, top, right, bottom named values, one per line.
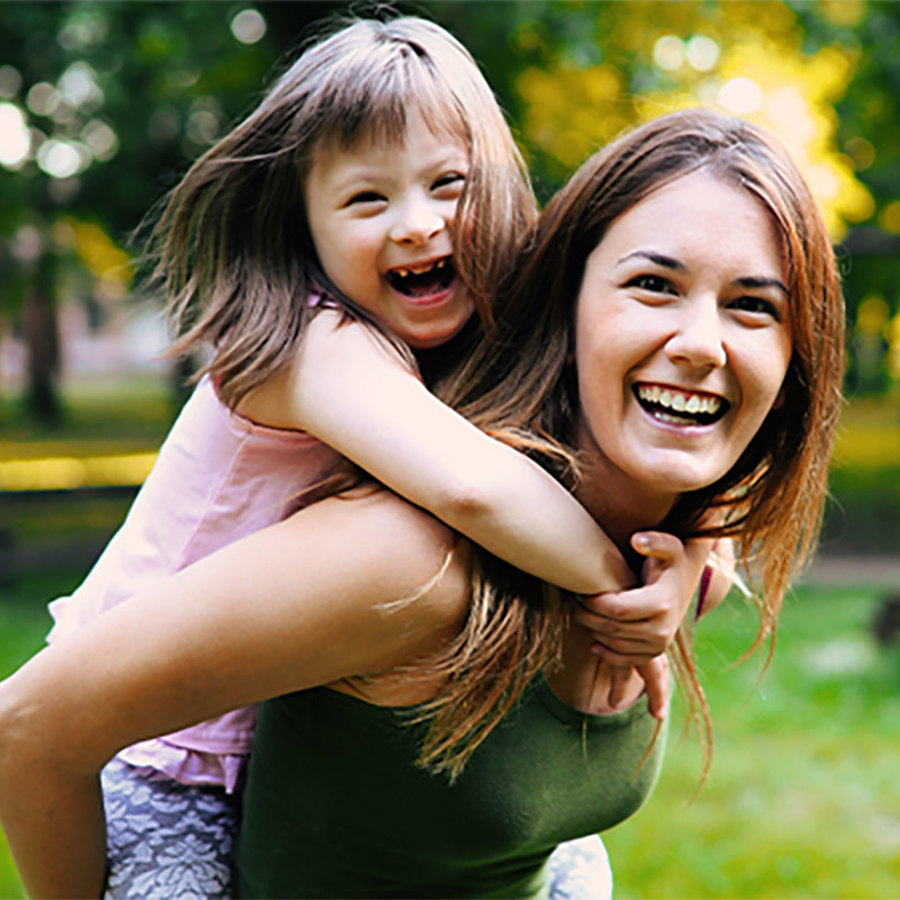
left=514, top=0, right=873, bottom=240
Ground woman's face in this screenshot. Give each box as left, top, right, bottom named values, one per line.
left=573, top=169, right=792, bottom=514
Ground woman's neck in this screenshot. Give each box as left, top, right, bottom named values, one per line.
left=573, top=436, right=677, bottom=557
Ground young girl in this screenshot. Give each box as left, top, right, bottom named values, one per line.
left=44, top=16, right=717, bottom=899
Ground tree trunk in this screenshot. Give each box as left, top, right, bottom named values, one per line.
left=22, top=251, right=62, bottom=425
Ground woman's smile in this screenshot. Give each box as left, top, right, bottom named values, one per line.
left=574, top=169, right=793, bottom=515
left=632, top=382, right=728, bottom=428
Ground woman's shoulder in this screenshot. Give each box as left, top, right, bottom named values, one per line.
left=278, top=487, right=471, bottom=637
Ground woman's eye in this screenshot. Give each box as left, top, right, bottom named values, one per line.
left=731, top=296, right=780, bottom=319
left=625, top=274, right=676, bottom=294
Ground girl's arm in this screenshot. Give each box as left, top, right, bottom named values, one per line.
left=237, top=309, right=633, bottom=595
left=0, top=491, right=468, bottom=898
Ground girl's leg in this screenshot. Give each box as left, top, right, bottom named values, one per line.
left=547, top=834, right=613, bottom=900
left=101, top=758, right=240, bottom=900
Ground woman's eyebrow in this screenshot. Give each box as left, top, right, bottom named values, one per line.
left=616, top=250, right=685, bottom=270
left=734, top=275, right=789, bottom=296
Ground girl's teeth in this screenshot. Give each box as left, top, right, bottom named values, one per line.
left=393, top=258, right=448, bottom=280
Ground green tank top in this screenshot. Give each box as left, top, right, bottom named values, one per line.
left=235, top=677, right=666, bottom=899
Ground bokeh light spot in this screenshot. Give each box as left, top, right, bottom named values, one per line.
left=879, top=200, right=900, bottom=235
left=653, top=36, right=685, bottom=71
left=685, top=35, right=719, bottom=72
left=231, top=9, right=266, bottom=45
left=0, top=65, right=22, bottom=98
left=719, top=77, right=764, bottom=114
left=0, top=103, right=30, bottom=167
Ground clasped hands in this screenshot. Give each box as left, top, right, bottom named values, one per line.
left=572, top=532, right=714, bottom=720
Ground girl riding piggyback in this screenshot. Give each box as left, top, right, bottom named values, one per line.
left=45, top=15, right=711, bottom=899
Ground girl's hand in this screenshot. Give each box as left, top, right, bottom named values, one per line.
left=606, top=656, right=670, bottom=720
left=574, top=532, right=711, bottom=666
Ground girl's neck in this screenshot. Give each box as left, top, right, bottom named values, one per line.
left=413, top=314, right=482, bottom=387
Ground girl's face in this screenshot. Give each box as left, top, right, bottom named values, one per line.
left=304, top=113, right=474, bottom=349
left=574, top=170, right=793, bottom=518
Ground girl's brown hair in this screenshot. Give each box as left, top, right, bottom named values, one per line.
left=150, top=15, right=536, bottom=407
left=414, top=108, right=844, bottom=777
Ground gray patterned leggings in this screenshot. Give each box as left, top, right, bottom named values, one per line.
left=102, top=759, right=612, bottom=899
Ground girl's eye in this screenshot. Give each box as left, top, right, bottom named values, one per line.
left=346, top=190, right=385, bottom=206
left=625, top=273, right=677, bottom=295
left=432, top=172, right=466, bottom=194
left=730, top=296, right=781, bottom=319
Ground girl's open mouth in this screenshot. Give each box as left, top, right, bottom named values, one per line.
left=387, top=257, right=454, bottom=299
left=634, top=383, right=729, bottom=426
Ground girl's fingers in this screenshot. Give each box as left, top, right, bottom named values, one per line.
left=637, top=656, right=670, bottom=719
left=590, top=642, right=659, bottom=667
left=575, top=587, right=665, bottom=623
left=606, top=665, right=632, bottom=710
left=631, top=530, right=683, bottom=563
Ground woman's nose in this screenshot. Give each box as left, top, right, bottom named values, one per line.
left=389, top=194, right=445, bottom=245
left=665, top=299, right=727, bottom=369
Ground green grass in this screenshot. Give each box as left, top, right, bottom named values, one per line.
left=0, top=375, right=174, bottom=460
left=604, top=584, right=900, bottom=898
left=0, top=582, right=897, bottom=898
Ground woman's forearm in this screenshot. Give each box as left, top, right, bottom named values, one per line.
left=0, top=670, right=108, bottom=898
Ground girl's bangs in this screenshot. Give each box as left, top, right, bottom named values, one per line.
left=323, top=58, right=469, bottom=153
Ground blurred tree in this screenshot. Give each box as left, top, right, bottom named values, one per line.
left=0, top=0, right=330, bottom=421
left=0, top=0, right=896, bottom=421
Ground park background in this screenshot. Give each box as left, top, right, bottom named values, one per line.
left=0, top=0, right=898, bottom=897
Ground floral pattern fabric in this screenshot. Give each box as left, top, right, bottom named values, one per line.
left=102, top=759, right=239, bottom=900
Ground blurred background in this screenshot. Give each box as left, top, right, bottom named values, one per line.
left=0, top=1, right=897, bottom=897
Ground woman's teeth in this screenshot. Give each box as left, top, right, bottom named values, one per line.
left=635, top=384, right=725, bottom=425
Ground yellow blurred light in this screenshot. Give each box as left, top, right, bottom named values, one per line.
left=820, top=0, right=866, bottom=26
left=0, top=453, right=157, bottom=491
left=71, top=219, right=133, bottom=289
left=845, top=136, right=875, bottom=170
left=879, top=201, right=900, bottom=235
left=856, top=295, right=889, bottom=336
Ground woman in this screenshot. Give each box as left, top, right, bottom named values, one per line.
left=0, top=109, right=843, bottom=899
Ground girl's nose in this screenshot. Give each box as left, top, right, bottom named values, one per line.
left=665, top=299, right=727, bottom=369
left=389, top=195, right=445, bottom=245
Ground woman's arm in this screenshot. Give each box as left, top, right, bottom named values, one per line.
left=0, top=491, right=467, bottom=898
left=237, top=310, right=633, bottom=595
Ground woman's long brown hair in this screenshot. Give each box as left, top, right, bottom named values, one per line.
left=407, top=109, right=844, bottom=779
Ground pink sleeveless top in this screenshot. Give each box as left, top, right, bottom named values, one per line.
left=48, top=375, right=342, bottom=791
